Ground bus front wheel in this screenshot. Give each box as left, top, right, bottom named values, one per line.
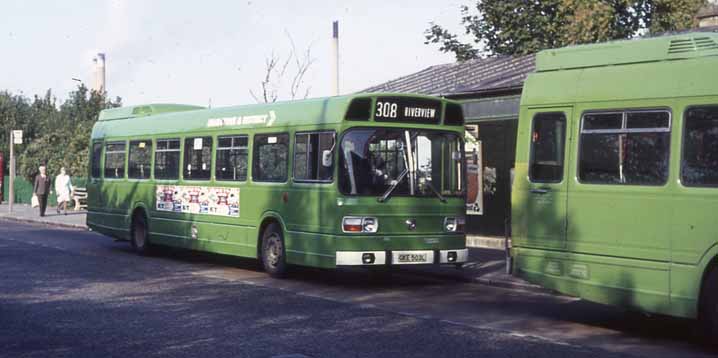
left=261, top=223, right=288, bottom=278
left=131, top=213, right=153, bottom=255
left=701, top=267, right=718, bottom=344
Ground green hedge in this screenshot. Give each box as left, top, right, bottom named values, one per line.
left=1, top=176, right=87, bottom=205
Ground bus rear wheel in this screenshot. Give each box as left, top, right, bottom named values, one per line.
left=701, top=268, right=718, bottom=344
left=131, top=213, right=153, bottom=255
left=261, top=223, right=287, bottom=278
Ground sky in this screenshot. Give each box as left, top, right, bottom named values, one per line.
left=0, top=0, right=466, bottom=107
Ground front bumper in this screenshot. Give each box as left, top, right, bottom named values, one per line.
left=336, top=248, right=468, bottom=266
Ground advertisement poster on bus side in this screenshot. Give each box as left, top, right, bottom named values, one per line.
left=155, top=185, right=240, bottom=217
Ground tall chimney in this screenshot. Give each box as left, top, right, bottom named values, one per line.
left=93, top=53, right=106, bottom=93
left=331, top=21, right=340, bottom=96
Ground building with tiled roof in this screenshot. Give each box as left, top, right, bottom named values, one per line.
left=699, top=2, right=718, bottom=28
left=363, top=55, right=535, bottom=97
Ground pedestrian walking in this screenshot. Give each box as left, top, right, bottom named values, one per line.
left=55, top=167, right=72, bottom=215
left=33, top=165, right=52, bottom=217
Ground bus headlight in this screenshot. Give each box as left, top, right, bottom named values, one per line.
left=362, top=217, right=378, bottom=233
left=444, top=217, right=465, bottom=233
left=343, top=216, right=379, bottom=233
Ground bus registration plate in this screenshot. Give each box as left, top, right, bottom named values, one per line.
left=394, top=251, right=433, bottom=264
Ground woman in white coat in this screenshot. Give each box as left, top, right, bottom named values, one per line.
left=55, top=167, right=73, bottom=215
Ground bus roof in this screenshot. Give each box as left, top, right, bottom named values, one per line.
left=535, top=31, right=718, bottom=72
left=98, top=104, right=206, bottom=121
left=92, top=93, right=459, bottom=139
left=521, top=32, right=718, bottom=106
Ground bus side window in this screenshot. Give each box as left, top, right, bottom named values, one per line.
left=155, top=139, right=181, bottom=180
left=91, top=142, right=103, bottom=178
left=104, top=142, right=126, bottom=179
left=253, top=133, right=289, bottom=182
left=216, top=135, right=248, bottom=181
left=184, top=136, right=212, bottom=181
left=529, top=113, right=566, bottom=183
left=294, top=131, right=335, bottom=182
left=579, top=110, right=670, bottom=185
left=128, top=140, right=152, bottom=179
left=682, top=105, right=718, bottom=187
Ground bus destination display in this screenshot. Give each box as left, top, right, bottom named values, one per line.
left=374, top=97, right=441, bottom=124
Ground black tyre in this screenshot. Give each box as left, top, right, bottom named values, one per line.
left=700, top=267, right=718, bottom=345
left=261, top=223, right=288, bottom=278
left=131, top=213, right=153, bottom=255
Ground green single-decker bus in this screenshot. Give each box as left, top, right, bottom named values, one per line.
left=87, top=93, right=468, bottom=277
left=511, top=31, right=718, bottom=339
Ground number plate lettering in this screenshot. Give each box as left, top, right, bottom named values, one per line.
left=398, top=253, right=428, bottom=263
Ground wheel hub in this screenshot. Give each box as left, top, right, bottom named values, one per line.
left=266, top=235, right=281, bottom=266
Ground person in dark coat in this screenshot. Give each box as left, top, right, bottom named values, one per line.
left=33, top=165, right=52, bottom=217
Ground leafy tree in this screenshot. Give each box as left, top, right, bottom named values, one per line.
left=0, top=92, right=33, bottom=176
left=648, top=0, right=707, bottom=33
left=0, top=85, right=121, bottom=182
left=426, top=0, right=707, bottom=60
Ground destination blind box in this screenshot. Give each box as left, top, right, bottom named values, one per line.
left=373, top=96, right=442, bottom=124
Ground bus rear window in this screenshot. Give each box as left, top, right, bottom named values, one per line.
left=682, top=105, right=718, bottom=187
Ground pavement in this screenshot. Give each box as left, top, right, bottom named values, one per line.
left=0, top=203, right=86, bottom=229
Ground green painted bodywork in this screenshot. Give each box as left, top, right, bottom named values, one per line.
left=87, top=93, right=466, bottom=269
left=512, top=32, right=718, bottom=319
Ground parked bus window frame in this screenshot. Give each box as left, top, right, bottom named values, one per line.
left=577, top=109, right=671, bottom=186
left=155, top=138, right=181, bottom=180
left=253, top=133, right=290, bottom=183
left=183, top=136, right=213, bottom=181
left=104, top=141, right=126, bottom=179
left=528, top=112, right=567, bottom=184
left=216, top=134, right=249, bottom=182
left=681, top=105, right=718, bottom=188
left=91, top=141, right=103, bottom=178
left=128, top=139, right=153, bottom=180
left=293, top=131, right=336, bottom=183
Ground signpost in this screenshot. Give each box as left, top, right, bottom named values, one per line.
left=9, top=130, right=22, bottom=213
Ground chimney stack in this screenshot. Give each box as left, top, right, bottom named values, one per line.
left=93, top=53, right=106, bottom=93
left=331, top=21, right=340, bottom=96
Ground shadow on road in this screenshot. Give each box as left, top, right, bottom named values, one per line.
left=125, top=240, right=714, bottom=357
left=2, top=221, right=713, bottom=357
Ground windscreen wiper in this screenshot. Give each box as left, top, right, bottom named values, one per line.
left=378, top=132, right=411, bottom=203
left=377, top=168, right=408, bottom=203
left=424, top=180, right=447, bottom=203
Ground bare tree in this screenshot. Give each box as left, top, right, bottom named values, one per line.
left=250, top=31, right=315, bottom=103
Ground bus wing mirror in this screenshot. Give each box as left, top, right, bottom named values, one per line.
left=322, top=150, right=333, bottom=167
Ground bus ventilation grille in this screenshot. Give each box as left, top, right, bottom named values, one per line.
left=668, top=37, right=718, bottom=54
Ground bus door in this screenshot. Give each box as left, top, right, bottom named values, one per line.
left=520, top=108, right=572, bottom=250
